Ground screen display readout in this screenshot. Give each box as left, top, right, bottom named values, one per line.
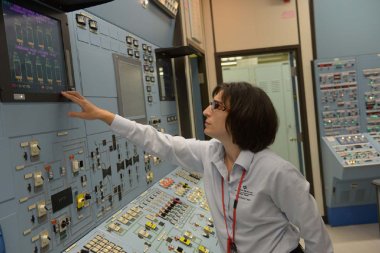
left=2, top=0, right=67, bottom=93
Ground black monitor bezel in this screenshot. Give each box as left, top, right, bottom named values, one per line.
left=0, top=0, right=75, bottom=102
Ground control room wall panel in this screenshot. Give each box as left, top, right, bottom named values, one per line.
left=87, top=0, right=176, bottom=48
left=0, top=1, right=180, bottom=251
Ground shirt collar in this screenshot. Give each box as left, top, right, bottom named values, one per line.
left=234, top=149, right=254, bottom=172
left=210, top=139, right=254, bottom=174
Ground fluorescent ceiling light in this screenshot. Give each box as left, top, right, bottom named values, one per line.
left=221, top=62, right=237, bottom=66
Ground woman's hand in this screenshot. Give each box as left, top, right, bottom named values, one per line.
left=61, top=91, right=115, bottom=125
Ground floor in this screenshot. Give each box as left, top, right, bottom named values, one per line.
left=326, top=223, right=380, bottom=253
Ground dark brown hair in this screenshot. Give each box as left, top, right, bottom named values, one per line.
left=212, top=82, right=278, bottom=153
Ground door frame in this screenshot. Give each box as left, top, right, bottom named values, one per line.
left=215, top=45, right=315, bottom=196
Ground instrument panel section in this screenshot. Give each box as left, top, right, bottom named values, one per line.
left=9, top=130, right=94, bottom=253
left=314, top=58, right=359, bottom=136
left=69, top=10, right=178, bottom=137
left=0, top=8, right=180, bottom=253
left=314, top=54, right=380, bottom=136
left=64, top=167, right=220, bottom=253
left=150, top=0, right=179, bottom=18
left=86, top=132, right=147, bottom=221
left=323, top=133, right=380, bottom=167
left=0, top=5, right=181, bottom=253
left=315, top=54, right=380, bottom=225
left=362, top=68, right=380, bottom=132
left=356, top=54, right=380, bottom=133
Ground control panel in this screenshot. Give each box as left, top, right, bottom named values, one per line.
left=150, top=0, right=179, bottom=18
left=321, top=133, right=380, bottom=223
left=314, top=54, right=380, bottom=225
left=322, top=133, right=380, bottom=167
left=314, top=58, right=359, bottom=136
left=314, top=54, right=380, bottom=136
left=64, top=168, right=220, bottom=253
left=0, top=8, right=180, bottom=253
left=361, top=68, right=380, bottom=132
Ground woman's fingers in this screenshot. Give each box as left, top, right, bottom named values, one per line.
left=62, top=91, right=86, bottom=107
left=67, top=111, right=83, bottom=118
left=62, top=91, right=101, bottom=120
left=64, top=91, right=85, bottom=100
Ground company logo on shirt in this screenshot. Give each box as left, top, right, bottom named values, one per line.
left=236, top=185, right=254, bottom=201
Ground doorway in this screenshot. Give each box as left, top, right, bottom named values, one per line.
left=217, top=50, right=306, bottom=175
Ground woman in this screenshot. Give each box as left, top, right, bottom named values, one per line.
left=62, top=82, right=333, bottom=253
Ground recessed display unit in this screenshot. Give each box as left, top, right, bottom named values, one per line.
left=113, top=54, right=147, bottom=124
left=0, top=0, right=75, bottom=102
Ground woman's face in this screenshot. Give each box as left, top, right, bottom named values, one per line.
left=203, top=91, right=230, bottom=141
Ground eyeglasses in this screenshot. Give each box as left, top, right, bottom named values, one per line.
left=209, top=100, right=229, bottom=112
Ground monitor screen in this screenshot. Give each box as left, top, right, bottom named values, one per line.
left=113, top=54, right=147, bottom=124
left=0, top=0, right=74, bottom=102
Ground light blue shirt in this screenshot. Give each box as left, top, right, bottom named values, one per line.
left=111, top=115, right=333, bottom=253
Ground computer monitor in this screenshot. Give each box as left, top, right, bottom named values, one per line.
left=0, top=0, right=75, bottom=102
left=113, top=54, right=147, bottom=124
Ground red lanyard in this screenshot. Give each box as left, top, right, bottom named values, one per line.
left=221, top=169, right=246, bottom=253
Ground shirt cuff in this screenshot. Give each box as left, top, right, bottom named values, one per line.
left=110, top=114, right=135, bottom=138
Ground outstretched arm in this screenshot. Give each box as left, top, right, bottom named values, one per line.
left=61, top=91, right=115, bottom=125
left=62, top=91, right=207, bottom=171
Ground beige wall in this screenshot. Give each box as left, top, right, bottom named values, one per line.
left=212, top=0, right=298, bottom=52
left=296, top=0, right=324, bottom=215
left=202, top=0, right=325, bottom=215
left=202, top=0, right=217, bottom=90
